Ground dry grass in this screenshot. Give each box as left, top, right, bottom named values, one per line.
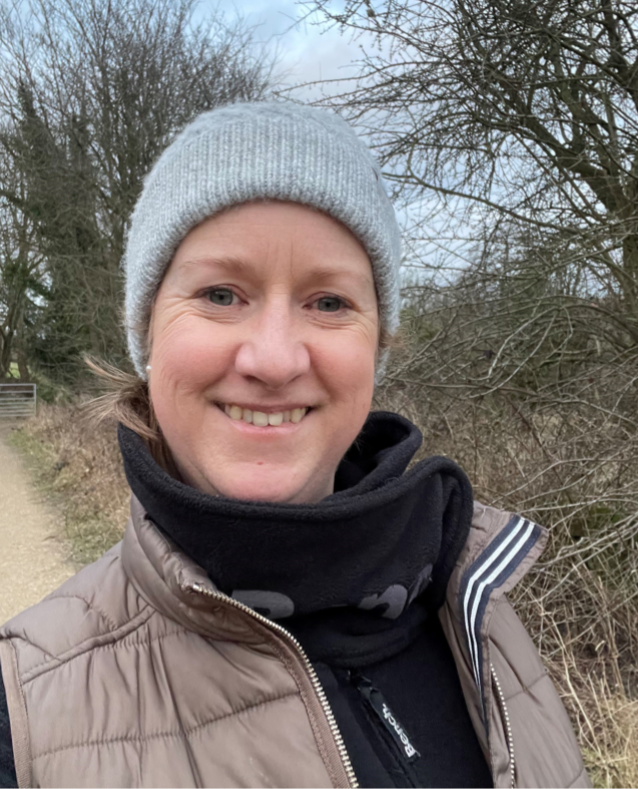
left=518, top=568, right=638, bottom=788
left=10, top=402, right=129, bottom=566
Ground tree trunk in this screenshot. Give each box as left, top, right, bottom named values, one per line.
left=16, top=311, right=30, bottom=381
left=0, top=329, right=14, bottom=379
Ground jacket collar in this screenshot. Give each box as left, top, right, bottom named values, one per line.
left=445, top=502, right=547, bottom=719
left=122, top=489, right=546, bottom=666
left=121, top=496, right=266, bottom=644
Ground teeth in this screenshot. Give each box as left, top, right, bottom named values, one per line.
left=220, top=404, right=308, bottom=427
left=252, top=410, right=269, bottom=427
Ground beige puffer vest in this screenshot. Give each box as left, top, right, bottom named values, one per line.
left=0, top=498, right=589, bottom=788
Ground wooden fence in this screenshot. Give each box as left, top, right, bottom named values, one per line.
left=0, top=383, right=37, bottom=418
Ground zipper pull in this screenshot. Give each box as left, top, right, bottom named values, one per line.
left=353, top=675, right=420, bottom=763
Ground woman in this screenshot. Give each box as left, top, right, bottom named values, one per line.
left=0, top=102, right=588, bottom=788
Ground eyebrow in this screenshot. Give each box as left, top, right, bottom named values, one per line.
left=175, top=255, right=254, bottom=277
left=308, top=266, right=374, bottom=287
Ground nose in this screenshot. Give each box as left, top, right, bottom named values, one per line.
left=234, top=301, right=311, bottom=389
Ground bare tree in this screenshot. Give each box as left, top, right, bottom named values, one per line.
left=308, top=0, right=638, bottom=336
left=0, top=0, right=273, bottom=383
left=0, top=141, right=45, bottom=381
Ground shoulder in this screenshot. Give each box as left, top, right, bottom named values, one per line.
left=0, top=541, right=152, bottom=680
left=450, top=502, right=549, bottom=602
left=454, top=501, right=549, bottom=661
left=441, top=501, right=550, bottom=699
left=465, top=501, right=548, bottom=564
left=435, top=496, right=587, bottom=786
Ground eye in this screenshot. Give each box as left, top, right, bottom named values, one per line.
left=206, top=287, right=237, bottom=306
left=315, top=295, right=347, bottom=313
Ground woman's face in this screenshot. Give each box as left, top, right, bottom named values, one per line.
left=149, top=201, right=379, bottom=504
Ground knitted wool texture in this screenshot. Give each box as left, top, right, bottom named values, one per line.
left=123, top=101, right=402, bottom=379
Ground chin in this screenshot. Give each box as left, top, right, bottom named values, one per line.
left=205, top=467, right=326, bottom=505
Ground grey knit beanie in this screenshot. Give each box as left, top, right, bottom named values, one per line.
left=124, top=101, right=402, bottom=379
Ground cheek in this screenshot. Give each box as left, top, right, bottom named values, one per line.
left=150, top=316, right=232, bottom=401
left=315, top=330, right=377, bottom=409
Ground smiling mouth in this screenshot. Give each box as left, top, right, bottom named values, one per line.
left=217, top=403, right=310, bottom=427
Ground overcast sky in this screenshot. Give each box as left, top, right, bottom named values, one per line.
left=198, top=0, right=368, bottom=97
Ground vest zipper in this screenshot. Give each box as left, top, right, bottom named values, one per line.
left=490, top=663, right=515, bottom=789
left=185, top=581, right=359, bottom=788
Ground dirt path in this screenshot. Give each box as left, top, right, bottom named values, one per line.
left=0, top=423, right=74, bottom=624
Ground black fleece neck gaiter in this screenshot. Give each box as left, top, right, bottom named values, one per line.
left=118, top=411, right=473, bottom=622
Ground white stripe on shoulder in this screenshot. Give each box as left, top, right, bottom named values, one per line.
left=468, top=520, right=535, bottom=688
left=462, top=515, right=528, bottom=690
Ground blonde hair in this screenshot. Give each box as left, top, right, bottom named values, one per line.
left=83, top=357, right=181, bottom=477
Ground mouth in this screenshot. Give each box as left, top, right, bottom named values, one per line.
left=215, top=402, right=311, bottom=427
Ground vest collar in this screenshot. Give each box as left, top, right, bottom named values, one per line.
left=442, top=501, right=548, bottom=728
left=121, top=496, right=264, bottom=643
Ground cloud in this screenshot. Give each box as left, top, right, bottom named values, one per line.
left=196, top=0, right=370, bottom=98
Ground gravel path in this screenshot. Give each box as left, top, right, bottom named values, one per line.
left=0, top=423, right=74, bottom=624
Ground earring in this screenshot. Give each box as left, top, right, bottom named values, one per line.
left=145, top=365, right=152, bottom=372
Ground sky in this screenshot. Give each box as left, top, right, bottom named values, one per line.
left=196, top=0, right=371, bottom=97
